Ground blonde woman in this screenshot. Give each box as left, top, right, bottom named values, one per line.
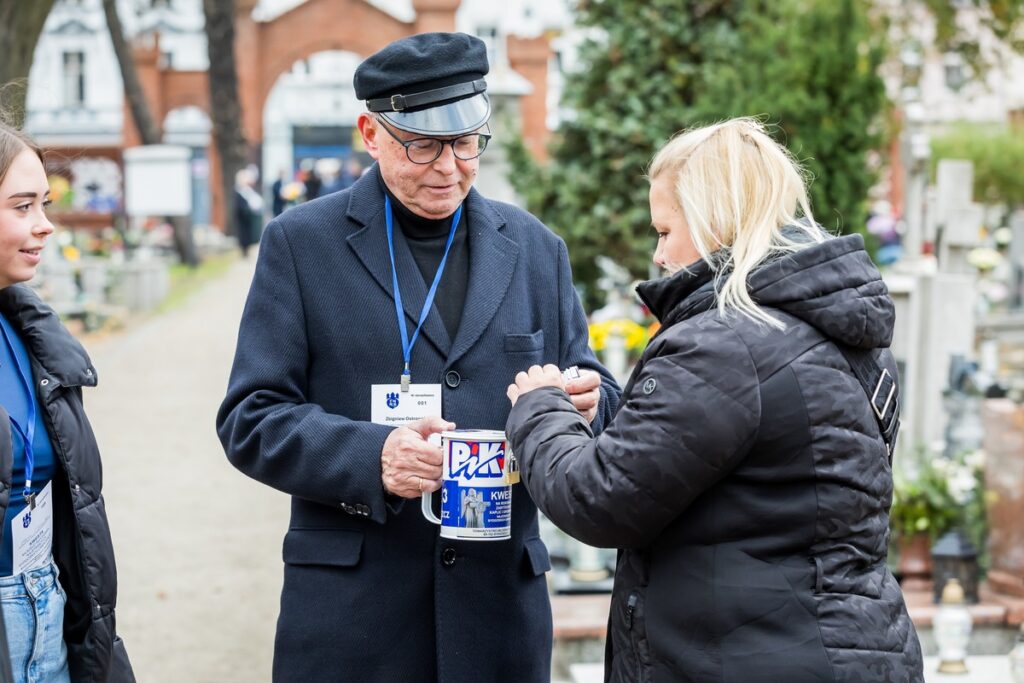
left=506, top=118, right=923, bottom=682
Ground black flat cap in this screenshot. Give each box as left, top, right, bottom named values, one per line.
left=354, top=32, right=491, bottom=136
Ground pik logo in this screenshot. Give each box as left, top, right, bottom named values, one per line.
left=449, top=441, right=506, bottom=480
left=22, top=512, right=31, bottom=529
left=386, top=392, right=400, bottom=409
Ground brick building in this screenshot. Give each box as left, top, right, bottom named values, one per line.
left=26, top=0, right=564, bottom=232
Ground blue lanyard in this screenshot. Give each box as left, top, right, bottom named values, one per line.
left=385, top=195, right=461, bottom=390
left=0, top=321, right=38, bottom=507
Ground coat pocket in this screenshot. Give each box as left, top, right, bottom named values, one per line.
left=504, top=330, right=544, bottom=353
left=523, top=536, right=551, bottom=576
left=283, top=528, right=363, bottom=568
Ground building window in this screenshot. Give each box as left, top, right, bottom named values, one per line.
left=62, top=51, right=85, bottom=108
left=151, top=0, right=171, bottom=8
left=477, top=26, right=499, bottom=67
left=161, top=51, right=174, bottom=69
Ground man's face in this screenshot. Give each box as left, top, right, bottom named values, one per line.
left=357, top=113, right=479, bottom=219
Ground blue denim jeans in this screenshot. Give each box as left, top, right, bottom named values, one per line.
left=0, top=561, right=70, bottom=683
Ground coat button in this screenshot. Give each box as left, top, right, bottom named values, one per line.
left=442, top=547, right=457, bottom=567
left=357, top=504, right=369, bottom=516
left=444, top=371, right=461, bottom=388
left=40, top=379, right=49, bottom=387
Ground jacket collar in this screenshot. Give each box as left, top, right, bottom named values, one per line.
left=0, top=285, right=97, bottom=393
left=636, top=258, right=716, bottom=326
left=345, top=164, right=518, bottom=366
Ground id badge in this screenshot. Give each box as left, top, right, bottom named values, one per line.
left=12, top=481, right=54, bottom=575
left=371, top=384, right=443, bottom=426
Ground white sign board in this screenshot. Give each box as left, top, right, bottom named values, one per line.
left=123, top=145, right=191, bottom=217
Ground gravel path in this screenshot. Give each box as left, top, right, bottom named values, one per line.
left=81, top=254, right=287, bottom=682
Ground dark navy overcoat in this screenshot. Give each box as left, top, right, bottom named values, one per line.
left=217, top=165, right=619, bottom=682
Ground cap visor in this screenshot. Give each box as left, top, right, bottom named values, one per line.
left=380, top=93, right=490, bottom=136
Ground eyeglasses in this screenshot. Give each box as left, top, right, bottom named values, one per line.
left=375, top=116, right=491, bottom=165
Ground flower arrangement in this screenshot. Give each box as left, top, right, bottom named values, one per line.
left=47, top=175, right=74, bottom=209
left=281, top=181, right=306, bottom=202
left=890, top=447, right=992, bottom=567
left=588, top=319, right=650, bottom=354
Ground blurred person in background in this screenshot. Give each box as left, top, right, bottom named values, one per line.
left=337, top=157, right=364, bottom=191
left=270, top=169, right=287, bottom=217
left=0, top=119, right=133, bottom=682
left=506, top=117, right=924, bottom=683
left=233, top=168, right=263, bottom=258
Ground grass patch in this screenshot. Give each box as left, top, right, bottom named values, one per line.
left=157, top=251, right=239, bottom=314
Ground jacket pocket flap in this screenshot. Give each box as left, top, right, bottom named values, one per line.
left=504, top=330, right=544, bottom=353
left=524, top=536, right=551, bottom=576
left=283, top=528, right=363, bottom=567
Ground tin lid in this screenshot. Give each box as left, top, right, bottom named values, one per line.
left=441, top=429, right=506, bottom=441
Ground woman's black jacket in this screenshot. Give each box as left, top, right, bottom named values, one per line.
left=507, top=235, right=923, bottom=682
left=0, top=285, right=134, bottom=682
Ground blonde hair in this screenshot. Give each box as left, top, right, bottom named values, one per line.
left=648, top=117, right=826, bottom=329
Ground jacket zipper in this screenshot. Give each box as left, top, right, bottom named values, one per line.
left=626, top=593, right=642, bottom=681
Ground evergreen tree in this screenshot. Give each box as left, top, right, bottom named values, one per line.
left=508, top=0, right=887, bottom=306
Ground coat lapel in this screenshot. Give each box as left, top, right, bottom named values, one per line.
left=447, top=188, right=519, bottom=368
left=345, top=166, right=451, bottom=358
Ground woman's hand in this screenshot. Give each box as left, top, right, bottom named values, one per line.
left=507, top=364, right=566, bottom=406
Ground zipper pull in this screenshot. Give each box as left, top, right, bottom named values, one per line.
left=625, top=593, right=638, bottom=629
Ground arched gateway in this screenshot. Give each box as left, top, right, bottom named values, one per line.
left=124, top=0, right=551, bottom=229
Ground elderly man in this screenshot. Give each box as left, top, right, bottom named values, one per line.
left=217, top=32, right=620, bottom=682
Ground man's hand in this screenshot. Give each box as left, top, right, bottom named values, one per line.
left=507, top=364, right=565, bottom=406
left=381, top=416, right=455, bottom=499
left=564, top=369, right=602, bottom=423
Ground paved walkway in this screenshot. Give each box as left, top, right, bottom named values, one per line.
left=81, top=254, right=287, bottom=681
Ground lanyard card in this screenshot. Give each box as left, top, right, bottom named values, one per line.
left=11, top=481, right=53, bottom=575
left=371, top=384, right=443, bottom=426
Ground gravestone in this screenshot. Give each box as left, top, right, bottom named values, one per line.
left=982, top=399, right=1024, bottom=599
left=935, top=160, right=984, bottom=275
left=1010, top=211, right=1024, bottom=309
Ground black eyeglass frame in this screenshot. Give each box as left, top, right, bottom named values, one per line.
left=375, top=115, right=492, bottom=165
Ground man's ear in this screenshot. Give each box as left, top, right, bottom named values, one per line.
left=357, top=113, right=381, bottom=160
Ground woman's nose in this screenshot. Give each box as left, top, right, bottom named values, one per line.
left=36, top=212, right=55, bottom=236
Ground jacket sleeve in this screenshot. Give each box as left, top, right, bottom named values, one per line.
left=216, top=220, right=395, bottom=524
left=507, top=324, right=760, bottom=548
left=555, top=239, right=621, bottom=433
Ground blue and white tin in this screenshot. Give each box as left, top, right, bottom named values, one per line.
left=421, top=430, right=513, bottom=541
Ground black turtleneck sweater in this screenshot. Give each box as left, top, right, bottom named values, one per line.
left=381, top=178, right=469, bottom=343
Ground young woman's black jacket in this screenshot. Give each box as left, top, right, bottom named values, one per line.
left=0, top=285, right=134, bottom=682
left=508, top=235, right=923, bottom=682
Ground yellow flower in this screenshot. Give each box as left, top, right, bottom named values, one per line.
left=282, top=181, right=305, bottom=202
left=588, top=319, right=649, bottom=352
left=62, top=245, right=81, bottom=262
left=48, top=175, right=71, bottom=205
